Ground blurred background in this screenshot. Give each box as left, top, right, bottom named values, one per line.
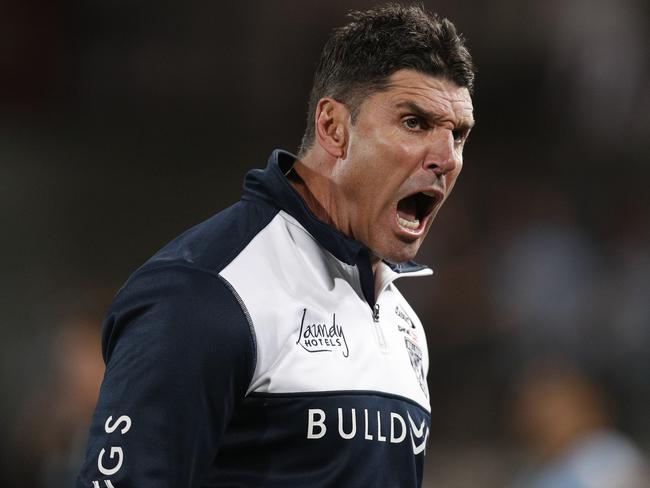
left=1, top=0, right=648, bottom=486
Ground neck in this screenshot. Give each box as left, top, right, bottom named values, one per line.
left=288, top=153, right=339, bottom=231
left=288, top=150, right=381, bottom=274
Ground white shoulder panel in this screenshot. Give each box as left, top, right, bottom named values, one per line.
left=220, top=211, right=431, bottom=412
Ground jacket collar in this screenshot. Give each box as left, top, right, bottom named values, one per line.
left=242, top=149, right=430, bottom=303
left=243, top=149, right=367, bottom=266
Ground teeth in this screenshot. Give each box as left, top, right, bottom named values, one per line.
left=398, top=215, right=420, bottom=229
left=422, top=190, right=437, bottom=198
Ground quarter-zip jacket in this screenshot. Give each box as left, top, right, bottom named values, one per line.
left=77, top=150, right=433, bottom=488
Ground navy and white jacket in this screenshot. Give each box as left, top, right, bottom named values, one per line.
left=78, top=150, right=433, bottom=488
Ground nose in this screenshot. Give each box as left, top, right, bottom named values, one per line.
left=423, top=128, right=460, bottom=176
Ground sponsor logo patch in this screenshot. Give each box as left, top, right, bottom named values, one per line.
left=395, top=305, right=416, bottom=329
left=296, top=308, right=349, bottom=357
left=395, top=305, right=419, bottom=342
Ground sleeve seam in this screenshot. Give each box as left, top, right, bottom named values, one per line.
left=118, top=262, right=258, bottom=391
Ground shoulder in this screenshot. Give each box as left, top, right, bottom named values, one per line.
left=100, top=199, right=283, bottom=368
left=146, top=199, right=280, bottom=274
left=103, top=262, right=256, bottom=378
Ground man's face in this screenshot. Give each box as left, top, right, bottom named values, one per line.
left=333, top=69, right=474, bottom=263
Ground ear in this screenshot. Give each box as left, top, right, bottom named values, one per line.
left=314, top=97, right=350, bottom=159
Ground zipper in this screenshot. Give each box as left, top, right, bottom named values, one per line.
left=373, top=303, right=380, bottom=322
left=371, top=303, right=388, bottom=353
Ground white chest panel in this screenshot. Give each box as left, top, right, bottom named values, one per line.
left=220, top=211, right=431, bottom=412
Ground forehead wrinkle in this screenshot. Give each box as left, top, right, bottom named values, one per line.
left=385, top=71, right=473, bottom=102
left=361, top=71, right=474, bottom=127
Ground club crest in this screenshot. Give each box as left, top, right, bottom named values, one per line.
left=404, top=337, right=427, bottom=397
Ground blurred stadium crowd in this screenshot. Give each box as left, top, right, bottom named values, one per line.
left=1, top=1, right=648, bottom=486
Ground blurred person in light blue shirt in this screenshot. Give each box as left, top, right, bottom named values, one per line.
left=509, top=360, right=649, bottom=488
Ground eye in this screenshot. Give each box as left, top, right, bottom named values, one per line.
left=402, top=116, right=426, bottom=131
left=452, top=128, right=468, bottom=144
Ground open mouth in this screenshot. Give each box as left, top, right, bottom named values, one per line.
left=396, top=191, right=438, bottom=232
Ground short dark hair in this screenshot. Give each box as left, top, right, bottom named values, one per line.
left=298, top=3, right=475, bottom=155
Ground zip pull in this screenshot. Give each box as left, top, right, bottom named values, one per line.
left=371, top=304, right=387, bottom=353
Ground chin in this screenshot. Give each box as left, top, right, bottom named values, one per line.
left=375, top=241, right=421, bottom=264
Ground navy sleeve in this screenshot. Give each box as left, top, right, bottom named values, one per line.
left=76, top=264, right=255, bottom=488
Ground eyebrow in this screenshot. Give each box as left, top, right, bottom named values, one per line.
left=395, top=100, right=475, bottom=131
